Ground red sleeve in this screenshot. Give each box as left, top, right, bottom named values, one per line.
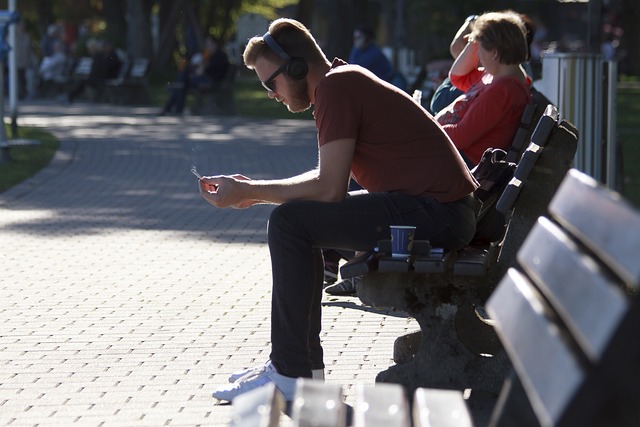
left=450, top=68, right=484, bottom=92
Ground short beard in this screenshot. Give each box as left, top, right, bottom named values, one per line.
left=286, top=78, right=312, bottom=113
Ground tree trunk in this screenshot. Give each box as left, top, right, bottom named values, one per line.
left=104, top=0, right=127, bottom=47
left=153, top=0, right=182, bottom=72
left=126, top=0, right=153, bottom=60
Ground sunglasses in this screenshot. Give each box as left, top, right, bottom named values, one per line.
left=261, top=62, right=288, bottom=92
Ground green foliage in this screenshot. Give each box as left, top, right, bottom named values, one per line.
left=620, top=74, right=640, bottom=83
left=242, top=0, right=299, bottom=20
left=618, top=87, right=640, bottom=127
left=404, top=0, right=516, bottom=62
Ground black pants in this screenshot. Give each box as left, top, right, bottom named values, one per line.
left=266, top=191, right=478, bottom=377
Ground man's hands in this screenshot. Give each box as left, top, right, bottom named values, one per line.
left=195, top=138, right=355, bottom=209
left=198, top=174, right=259, bottom=209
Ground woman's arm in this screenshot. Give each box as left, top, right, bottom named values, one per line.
left=449, top=15, right=478, bottom=59
left=449, top=41, right=480, bottom=81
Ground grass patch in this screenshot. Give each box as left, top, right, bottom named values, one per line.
left=617, top=86, right=640, bottom=207
left=0, top=127, right=59, bottom=193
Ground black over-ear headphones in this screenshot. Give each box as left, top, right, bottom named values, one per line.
left=263, top=32, right=308, bottom=80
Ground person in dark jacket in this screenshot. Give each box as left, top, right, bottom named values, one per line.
left=160, top=35, right=230, bottom=115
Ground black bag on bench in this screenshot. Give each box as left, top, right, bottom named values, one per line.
left=471, top=148, right=516, bottom=243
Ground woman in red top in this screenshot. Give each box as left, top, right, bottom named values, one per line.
left=436, top=11, right=531, bottom=167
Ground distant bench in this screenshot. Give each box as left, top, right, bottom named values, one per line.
left=190, top=63, right=237, bottom=116
left=104, top=57, right=150, bottom=105
left=338, top=105, right=579, bottom=410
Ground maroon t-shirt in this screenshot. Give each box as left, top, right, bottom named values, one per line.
left=314, top=59, right=477, bottom=203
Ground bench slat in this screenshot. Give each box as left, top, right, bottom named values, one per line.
left=530, top=104, right=559, bottom=146
left=73, top=57, right=93, bottom=77
left=549, top=169, right=640, bottom=288
left=452, top=244, right=499, bottom=276
left=496, top=142, right=543, bottom=215
left=505, top=102, right=538, bottom=163
left=517, top=217, right=629, bottom=362
left=229, top=382, right=284, bottom=427
left=290, top=379, right=346, bottom=427
left=339, top=250, right=378, bottom=279
left=413, top=247, right=455, bottom=273
left=378, top=256, right=412, bottom=273
left=354, top=383, right=410, bottom=427
left=412, top=388, right=473, bottom=427
left=487, top=268, right=585, bottom=427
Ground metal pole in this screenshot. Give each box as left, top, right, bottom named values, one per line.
left=606, top=60, right=618, bottom=189
left=0, top=65, right=9, bottom=163
left=8, top=0, right=17, bottom=137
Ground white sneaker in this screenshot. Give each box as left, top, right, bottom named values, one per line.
left=213, top=361, right=297, bottom=402
left=228, top=361, right=325, bottom=382
left=228, top=360, right=270, bottom=383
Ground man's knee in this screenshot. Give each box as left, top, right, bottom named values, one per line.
left=268, top=201, right=315, bottom=239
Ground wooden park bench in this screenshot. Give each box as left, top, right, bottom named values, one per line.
left=229, top=168, right=640, bottom=427
left=486, top=168, right=640, bottom=427
left=226, top=105, right=579, bottom=425
left=38, top=55, right=96, bottom=101
left=103, top=57, right=150, bottom=105
left=37, top=55, right=76, bottom=98
left=336, top=105, right=578, bottom=420
left=68, top=56, right=94, bottom=84
left=229, top=378, right=473, bottom=427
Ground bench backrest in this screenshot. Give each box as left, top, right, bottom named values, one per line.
left=489, top=115, right=578, bottom=282
left=504, top=102, right=537, bottom=164
left=128, top=58, right=149, bottom=79
left=472, top=104, right=562, bottom=245
left=495, top=104, right=559, bottom=216
left=472, top=100, right=540, bottom=221
left=73, top=56, right=93, bottom=77
left=505, top=87, right=554, bottom=164
left=487, top=169, right=640, bottom=426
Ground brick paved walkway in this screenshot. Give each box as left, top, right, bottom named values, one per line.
left=0, top=101, right=418, bottom=426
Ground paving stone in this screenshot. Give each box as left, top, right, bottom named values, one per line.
left=0, top=101, right=419, bottom=426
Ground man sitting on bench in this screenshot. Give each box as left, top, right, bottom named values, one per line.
left=196, top=18, right=480, bottom=403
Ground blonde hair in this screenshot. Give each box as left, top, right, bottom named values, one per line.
left=243, top=18, right=328, bottom=69
left=471, top=12, right=528, bottom=65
